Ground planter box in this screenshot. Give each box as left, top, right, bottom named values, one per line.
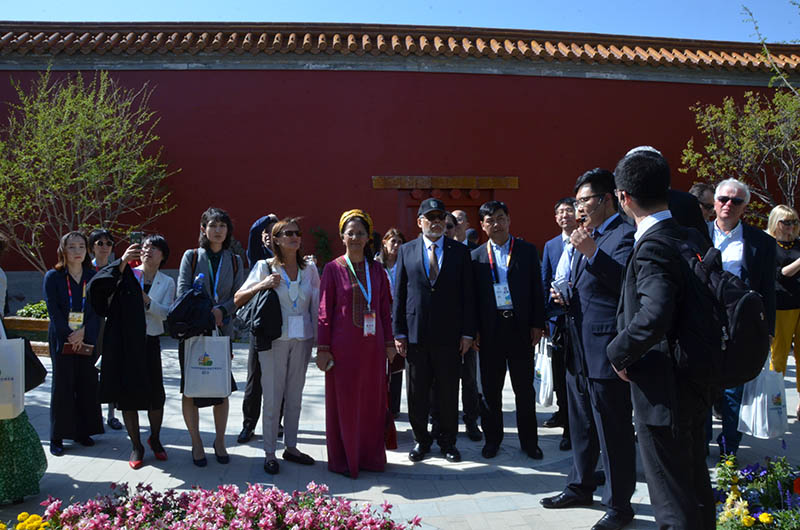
left=4, top=316, right=50, bottom=356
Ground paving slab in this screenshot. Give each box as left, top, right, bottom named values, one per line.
left=1, top=337, right=797, bottom=529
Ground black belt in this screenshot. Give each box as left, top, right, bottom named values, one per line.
left=498, top=309, right=515, bottom=319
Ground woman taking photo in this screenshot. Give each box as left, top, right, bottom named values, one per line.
left=235, top=217, right=319, bottom=475
left=88, top=228, right=123, bottom=431
left=767, top=204, right=800, bottom=419
left=317, top=210, right=395, bottom=478
left=44, top=231, right=103, bottom=456
left=376, top=228, right=405, bottom=418
left=177, top=207, right=244, bottom=466
left=88, top=235, right=175, bottom=469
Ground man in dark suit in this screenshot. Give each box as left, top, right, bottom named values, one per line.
left=540, top=197, right=578, bottom=451
left=393, top=198, right=476, bottom=463
left=608, top=150, right=715, bottom=529
left=541, top=168, right=636, bottom=530
left=472, top=200, right=545, bottom=459
left=708, top=177, right=776, bottom=455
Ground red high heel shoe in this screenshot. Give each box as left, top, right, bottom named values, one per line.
left=147, top=437, right=168, bottom=461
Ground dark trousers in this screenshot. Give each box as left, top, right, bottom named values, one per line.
left=242, top=340, right=262, bottom=430
left=389, top=370, right=403, bottom=415
left=429, top=348, right=479, bottom=426
left=479, top=314, right=538, bottom=451
left=551, top=316, right=570, bottom=438
left=636, top=382, right=715, bottom=530
left=566, top=371, right=636, bottom=519
left=406, top=343, right=461, bottom=448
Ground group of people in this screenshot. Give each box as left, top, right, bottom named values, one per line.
left=0, top=144, right=797, bottom=530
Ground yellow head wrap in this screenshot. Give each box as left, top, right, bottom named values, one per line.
left=339, top=209, right=373, bottom=235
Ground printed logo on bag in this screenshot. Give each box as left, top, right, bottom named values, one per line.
left=772, top=393, right=783, bottom=406
left=198, top=353, right=213, bottom=367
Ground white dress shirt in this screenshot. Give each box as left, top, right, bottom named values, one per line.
left=634, top=210, right=673, bottom=243
left=134, top=267, right=176, bottom=336
left=710, top=220, right=745, bottom=279
left=489, top=236, right=514, bottom=309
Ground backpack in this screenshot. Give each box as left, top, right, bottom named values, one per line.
left=234, top=262, right=283, bottom=351
left=647, top=231, right=771, bottom=389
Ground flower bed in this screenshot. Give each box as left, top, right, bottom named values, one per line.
left=2, top=482, right=422, bottom=530
left=716, top=455, right=800, bottom=529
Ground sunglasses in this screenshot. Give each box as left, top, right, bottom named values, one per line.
left=424, top=213, right=447, bottom=221
left=94, top=240, right=114, bottom=247
left=699, top=202, right=714, bottom=211
left=280, top=230, right=302, bottom=237
left=779, top=219, right=799, bottom=226
left=717, top=196, right=745, bottom=206
left=445, top=224, right=455, bottom=229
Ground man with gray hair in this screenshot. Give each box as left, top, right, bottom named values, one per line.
left=709, top=177, right=775, bottom=455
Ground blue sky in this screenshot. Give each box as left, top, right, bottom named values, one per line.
left=2, top=0, right=798, bottom=44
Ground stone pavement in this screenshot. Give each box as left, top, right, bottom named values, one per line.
left=2, top=338, right=798, bottom=529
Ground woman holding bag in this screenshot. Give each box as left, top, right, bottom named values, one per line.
left=0, top=236, right=47, bottom=505
left=177, top=207, right=244, bottom=466
left=317, top=210, right=395, bottom=478
left=234, top=217, right=320, bottom=475
left=44, top=231, right=103, bottom=456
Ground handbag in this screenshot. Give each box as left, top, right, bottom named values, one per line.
left=0, top=321, right=25, bottom=419
left=60, top=342, right=94, bottom=356
left=533, top=337, right=554, bottom=407
left=1, top=323, right=48, bottom=392
left=738, top=360, right=788, bottom=439
left=183, top=330, right=233, bottom=398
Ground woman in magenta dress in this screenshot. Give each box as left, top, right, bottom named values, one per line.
left=317, top=209, right=395, bottom=478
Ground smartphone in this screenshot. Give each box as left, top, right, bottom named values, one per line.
left=129, top=231, right=143, bottom=245
left=551, top=278, right=570, bottom=305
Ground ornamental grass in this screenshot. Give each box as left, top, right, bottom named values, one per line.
left=2, top=482, right=422, bottom=530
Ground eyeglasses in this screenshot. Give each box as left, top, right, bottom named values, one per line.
left=575, top=193, right=604, bottom=205
left=716, top=196, right=745, bottom=206
left=423, top=212, right=447, bottom=222
left=779, top=219, right=799, bottom=226
left=280, top=230, right=302, bottom=237
left=94, top=240, right=113, bottom=247
left=445, top=224, right=455, bottom=229
left=699, top=202, right=714, bottom=211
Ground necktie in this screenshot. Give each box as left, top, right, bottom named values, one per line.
left=428, top=243, right=439, bottom=283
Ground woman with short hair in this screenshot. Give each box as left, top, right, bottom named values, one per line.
left=235, top=217, right=319, bottom=475
left=767, top=204, right=800, bottom=418
left=44, top=231, right=103, bottom=456
left=177, top=207, right=244, bottom=466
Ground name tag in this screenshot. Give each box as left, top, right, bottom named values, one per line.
left=493, top=282, right=513, bottom=308
left=363, top=311, right=376, bottom=336
left=68, top=311, right=84, bottom=331
left=288, top=315, right=304, bottom=338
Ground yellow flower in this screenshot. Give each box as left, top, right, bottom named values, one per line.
left=40, top=523, right=50, bottom=528
left=759, top=512, right=774, bottom=524
left=731, top=475, right=739, bottom=484
left=0, top=522, right=7, bottom=530
left=17, top=513, right=29, bottom=523
left=25, top=515, right=41, bottom=523
left=17, top=524, right=28, bottom=530
left=742, top=515, right=756, bottom=527
left=731, top=485, right=741, bottom=498
left=726, top=459, right=735, bottom=467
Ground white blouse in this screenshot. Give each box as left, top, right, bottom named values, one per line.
left=240, top=258, right=320, bottom=343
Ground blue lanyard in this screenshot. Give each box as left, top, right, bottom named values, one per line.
left=208, top=258, right=222, bottom=302
left=66, top=274, right=86, bottom=312
left=344, top=255, right=372, bottom=310
left=279, top=266, right=302, bottom=310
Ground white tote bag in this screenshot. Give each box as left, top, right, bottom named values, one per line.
left=0, top=320, right=25, bottom=420
left=738, top=362, right=788, bottom=439
left=534, top=337, right=554, bottom=408
left=183, top=332, right=232, bottom=399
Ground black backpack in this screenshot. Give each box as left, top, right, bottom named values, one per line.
left=660, top=234, right=770, bottom=388
left=234, top=262, right=283, bottom=351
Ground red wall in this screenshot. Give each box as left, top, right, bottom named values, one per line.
left=0, top=68, right=767, bottom=270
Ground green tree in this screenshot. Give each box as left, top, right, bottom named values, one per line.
left=0, top=69, right=176, bottom=272
left=680, top=89, right=800, bottom=223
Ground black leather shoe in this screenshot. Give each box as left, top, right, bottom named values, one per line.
left=50, top=440, right=64, bottom=457
left=481, top=444, right=499, bottom=459
left=441, top=446, right=461, bottom=463
left=543, top=413, right=565, bottom=428
left=408, top=443, right=431, bottom=462
left=78, top=436, right=95, bottom=447
left=559, top=437, right=572, bottom=451
left=283, top=450, right=315, bottom=465
left=526, top=446, right=544, bottom=460
left=237, top=426, right=254, bottom=444
left=591, top=513, right=633, bottom=530
left=264, top=458, right=279, bottom=475
left=213, top=441, right=230, bottom=464
left=466, top=422, right=483, bottom=442
left=540, top=491, right=593, bottom=509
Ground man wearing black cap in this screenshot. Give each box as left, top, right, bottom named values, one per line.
left=393, top=198, right=476, bottom=463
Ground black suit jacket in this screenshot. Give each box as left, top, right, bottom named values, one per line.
left=471, top=237, right=545, bottom=345
left=393, top=235, right=476, bottom=347
left=741, top=223, right=777, bottom=335
left=568, top=215, right=635, bottom=379
left=607, top=218, right=689, bottom=427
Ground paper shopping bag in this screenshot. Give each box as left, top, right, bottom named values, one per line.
left=183, top=335, right=232, bottom=398
left=0, top=338, right=25, bottom=420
